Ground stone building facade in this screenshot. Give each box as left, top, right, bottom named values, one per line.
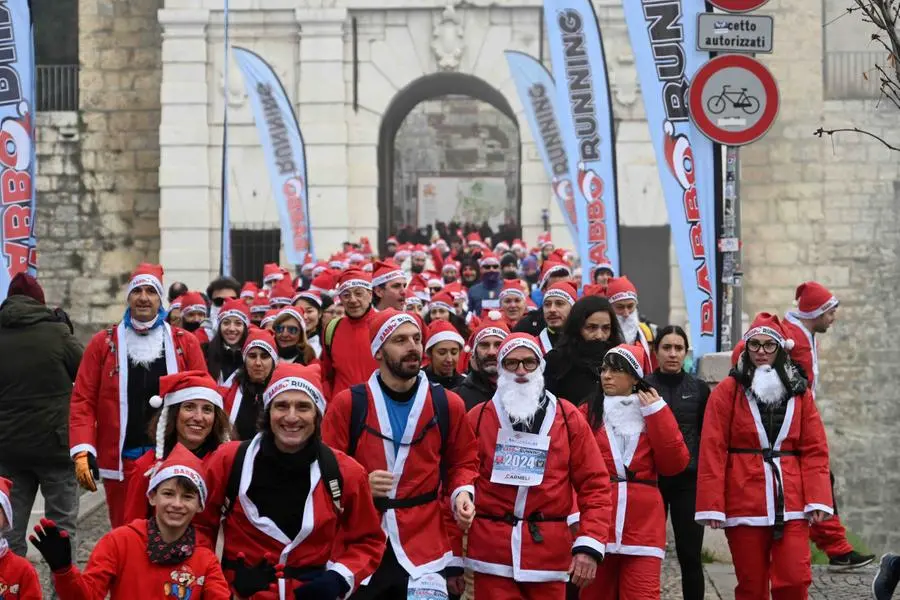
left=32, top=0, right=895, bottom=548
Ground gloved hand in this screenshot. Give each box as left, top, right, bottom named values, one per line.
left=230, top=552, right=277, bottom=598
left=74, top=452, right=98, bottom=492
left=294, top=571, right=349, bottom=600
left=29, top=519, right=72, bottom=573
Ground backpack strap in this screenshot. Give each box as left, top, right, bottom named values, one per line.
left=347, top=383, right=369, bottom=456
left=317, top=443, right=345, bottom=515
left=324, top=316, right=343, bottom=354
left=222, top=439, right=252, bottom=519
left=429, top=383, right=451, bottom=487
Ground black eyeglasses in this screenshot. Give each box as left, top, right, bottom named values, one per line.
left=212, top=296, right=237, bottom=307
left=747, top=339, right=779, bottom=354
left=501, top=357, right=541, bottom=372
left=481, top=265, right=500, bottom=271
left=274, top=325, right=301, bottom=335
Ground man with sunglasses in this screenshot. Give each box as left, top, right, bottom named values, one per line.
left=205, top=276, right=240, bottom=323
left=465, top=333, right=610, bottom=600
left=466, top=252, right=504, bottom=315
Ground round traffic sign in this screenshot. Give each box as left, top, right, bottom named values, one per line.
left=688, top=54, right=779, bottom=146
left=708, top=0, right=770, bottom=12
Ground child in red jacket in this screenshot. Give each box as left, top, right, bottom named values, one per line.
left=0, top=477, right=41, bottom=599
left=31, top=444, right=230, bottom=600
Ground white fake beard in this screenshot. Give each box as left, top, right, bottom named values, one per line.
left=751, top=365, right=786, bottom=406
left=603, top=394, right=646, bottom=437
left=125, top=325, right=165, bottom=367
left=496, top=369, right=545, bottom=429
left=618, top=312, right=640, bottom=343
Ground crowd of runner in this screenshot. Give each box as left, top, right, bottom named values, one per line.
left=0, top=229, right=896, bottom=600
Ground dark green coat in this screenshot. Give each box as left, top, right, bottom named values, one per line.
left=0, top=295, right=83, bottom=465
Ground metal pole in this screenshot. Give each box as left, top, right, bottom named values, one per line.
left=720, top=145, right=743, bottom=350
left=221, top=0, right=232, bottom=276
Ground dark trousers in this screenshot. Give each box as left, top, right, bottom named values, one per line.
left=660, top=471, right=705, bottom=600
left=350, top=543, right=409, bottom=599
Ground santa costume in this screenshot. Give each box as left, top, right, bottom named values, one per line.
left=321, top=309, right=478, bottom=596
left=696, top=313, right=833, bottom=600
left=69, top=263, right=207, bottom=527
left=579, top=344, right=690, bottom=599
left=537, top=281, right=577, bottom=355
left=465, top=333, right=611, bottom=600
left=605, top=277, right=655, bottom=375
left=0, top=478, right=41, bottom=600
left=221, top=328, right=280, bottom=440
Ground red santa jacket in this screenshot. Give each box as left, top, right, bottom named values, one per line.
left=121, top=448, right=222, bottom=550
left=0, top=550, right=41, bottom=600
left=783, top=312, right=818, bottom=396
left=464, top=393, right=611, bottom=582
left=321, top=372, right=478, bottom=579
left=52, top=519, right=229, bottom=600
left=321, top=310, right=379, bottom=399
left=695, top=376, right=833, bottom=527
left=580, top=400, right=689, bottom=558
left=204, top=436, right=385, bottom=599
left=69, top=323, right=207, bottom=480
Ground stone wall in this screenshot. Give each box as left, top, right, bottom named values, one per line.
left=740, top=1, right=900, bottom=551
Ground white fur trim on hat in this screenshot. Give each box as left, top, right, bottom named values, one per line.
left=543, top=288, right=575, bottom=306
left=263, top=272, right=284, bottom=284
left=406, top=297, right=424, bottom=307
left=498, top=337, right=543, bottom=364
left=277, top=308, right=307, bottom=330
left=539, top=265, right=571, bottom=288
left=425, top=330, right=465, bottom=352
left=260, top=314, right=277, bottom=328
left=217, top=309, right=250, bottom=328
left=293, top=291, right=323, bottom=308
left=371, top=313, right=418, bottom=357
left=474, top=327, right=509, bottom=347
left=182, top=303, right=208, bottom=316
left=250, top=304, right=269, bottom=315
left=243, top=339, right=278, bottom=362
left=337, top=279, right=373, bottom=295
left=429, top=301, right=455, bottom=313
left=269, top=295, right=293, bottom=307
left=158, top=386, right=224, bottom=410
left=263, top=377, right=326, bottom=413
left=793, top=296, right=839, bottom=320
left=608, top=291, right=638, bottom=304
left=127, top=274, right=163, bottom=299
left=743, top=325, right=787, bottom=347
left=372, top=269, right=406, bottom=288
left=479, top=256, right=500, bottom=267
left=0, top=490, right=12, bottom=529
left=147, top=465, right=208, bottom=509
left=441, top=263, right=458, bottom=273
left=606, top=347, right=644, bottom=379
left=499, top=287, right=526, bottom=300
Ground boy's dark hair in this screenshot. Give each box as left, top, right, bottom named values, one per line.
left=206, top=276, right=241, bottom=299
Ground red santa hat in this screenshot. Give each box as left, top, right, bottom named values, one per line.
left=360, top=237, right=374, bottom=257
left=292, top=290, right=323, bottom=308
left=260, top=309, right=280, bottom=330
left=250, top=292, right=270, bottom=316
left=539, top=257, right=571, bottom=289
left=467, top=232, right=485, bottom=248
left=369, top=308, right=420, bottom=357
left=311, top=262, right=329, bottom=278
left=179, top=291, right=207, bottom=317
left=243, top=327, right=278, bottom=362
left=412, top=244, right=428, bottom=259
left=606, top=276, right=638, bottom=305
left=543, top=281, right=577, bottom=306
left=275, top=306, right=307, bottom=331
left=328, top=253, right=347, bottom=270
left=583, top=284, right=607, bottom=298
left=127, top=263, right=164, bottom=299
left=497, top=332, right=543, bottom=365
left=428, top=290, right=455, bottom=314
left=348, top=252, right=365, bottom=265
left=537, top=232, right=554, bottom=249
left=498, top=280, right=526, bottom=300
left=395, top=244, right=413, bottom=262
left=372, top=260, right=406, bottom=288
left=793, top=281, right=839, bottom=319
left=592, top=263, right=615, bottom=277
left=361, top=261, right=374, bottom=273
left=743, top=312, right=794, bottom=350
left=269, top=278, right=295, bottom=308
left=386, top=235, right=399, bottom=246
left=442, top=261, right=460, bottom=275
left=169, top=296, right=183, bottom=312
left=405, top=295, right=424, bottom=310
left=240, top=282, right=259, bottom=300
left=425, top=319, right=465, bottom=353
left=494, top=241, right=510, bottom=253
left=478, top=251, right=500, bottom=268
left=336, top=268, right=372, bottom=296
left=606, top=343, right=647, bottom=379
left=469, top=317, right=510, bottom=351
left=444, top=281, right=466, bottom=301
left=511, top=239, right=526, bottom=251
left=262, top=263, right=285, bottom=285
left=148, top=371, right=224, bottom=460
left=0, top=477, right=12, bottom=529
left=146, top=443, right=209, bottom=509
left=309, top=272, right=335, bottom=294
left=263, top=362, right=326, bottom=413
left=300, top=255, right=315, bottom=274
left=217, top=298, right=250, bottom=328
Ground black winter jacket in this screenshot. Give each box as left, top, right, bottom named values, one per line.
left=646, top=370, right=710, bottom=472
left=0, top=295, right=83, bottom=465
left=543, top=348, right=601, bottom=408
left=453, top=370, right=495, bottom=411
left=513, top=308, right=545, bottom=336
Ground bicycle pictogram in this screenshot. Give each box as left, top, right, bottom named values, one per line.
left=706, top=85, right=760, bottom=115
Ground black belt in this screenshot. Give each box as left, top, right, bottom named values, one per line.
left=479, top=511, right=568, bottom=544
left=728, top=447, right=801, bottom=539
left=610, top=470, right=658, bottom=487
left=374, top=489, right=438, bottom=512
left=221, top=558, right=326, bottom=582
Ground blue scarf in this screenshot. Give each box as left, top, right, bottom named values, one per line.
left=123, top=307, right=166, bottom=332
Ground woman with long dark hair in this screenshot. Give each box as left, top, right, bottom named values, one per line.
left=544, top=295, right=624, bottom=407
left=293, top=290, right=326, bottom=358
left=645, top=325, right=710, bottom=600
left=425, top=291, right=471, bottom=341
left=204, top=299, right=250, bottom=386
left=221, top=328, right=278, bottom=441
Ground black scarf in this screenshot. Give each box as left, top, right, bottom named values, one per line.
left=146, top=517, right=195, bottom=565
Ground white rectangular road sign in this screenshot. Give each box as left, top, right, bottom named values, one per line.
left=697, top=13, right=773, bottom=54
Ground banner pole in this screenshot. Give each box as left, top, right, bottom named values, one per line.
left=221, top=0, right=232, bottom=276
left=720, top=145, right=742, bottom=349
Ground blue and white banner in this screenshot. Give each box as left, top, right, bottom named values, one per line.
left=504, top=50, right=578, bottom=248
left=0, top=0, right=35, bottom=303
left=623, top=0, right=718, bottom=358
left=233, top=47, right=314, bottom=266
left=544, top=0, right=619, bottom=285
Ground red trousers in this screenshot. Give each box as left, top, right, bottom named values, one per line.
left=580, top=554, right=660, bottom=599
left=473, top=572, right=566, bottom=600
left=102, top=458, right=138, bottom=528
left=726, top=521, right=811, bottom=600
left=809, top=514, right=852, bottom=557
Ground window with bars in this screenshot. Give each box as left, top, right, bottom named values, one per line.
left=231, top=227, right=281, bottom=285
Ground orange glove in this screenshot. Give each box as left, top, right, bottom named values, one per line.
left=73, top=452, right=97, bottom=492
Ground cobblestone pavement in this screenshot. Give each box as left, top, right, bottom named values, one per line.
left=32, top=503, right=879, bottom=599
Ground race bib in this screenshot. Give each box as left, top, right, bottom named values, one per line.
left=407, top=572, right=448, bottom=600
left=490, top=429, right=550, bottom=487
left=482, top=298, right=500, bottom=309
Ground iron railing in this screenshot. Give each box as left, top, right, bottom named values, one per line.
left=231, top=225, right=282, bottom=285
left=823, top=51, right=887, bottom=100
left=37, top=64, right=79, bottom=111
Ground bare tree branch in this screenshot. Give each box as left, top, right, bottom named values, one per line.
left=814, top=126, right=900, bottom=152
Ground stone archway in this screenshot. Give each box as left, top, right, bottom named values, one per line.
left=377, top=72, right=521, bottom=253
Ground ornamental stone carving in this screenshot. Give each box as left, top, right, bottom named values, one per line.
left=432, top=4, right=465, bottom=71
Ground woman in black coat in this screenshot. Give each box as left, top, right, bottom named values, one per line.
left=543, top=295, right=624, bottom=407
left=645, top=325, right=710, bottom=600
